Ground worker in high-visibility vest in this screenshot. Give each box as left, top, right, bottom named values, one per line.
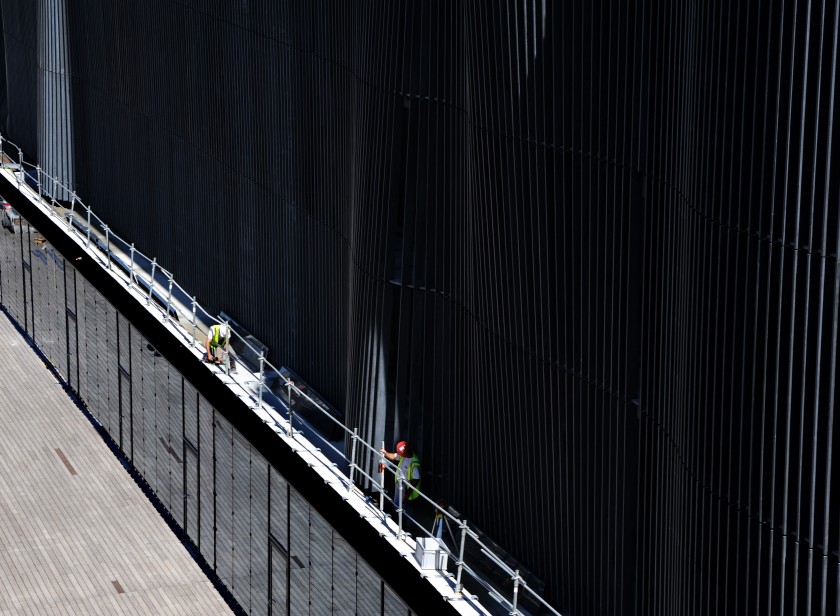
left=380, top=440, right=421, bottom=515
left=205, top=323, right=232, bottom=366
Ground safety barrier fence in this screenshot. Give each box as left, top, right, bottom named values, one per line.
left=0, top=223, right=417, bottom=616
left=0, top=133, right=560, bottom=616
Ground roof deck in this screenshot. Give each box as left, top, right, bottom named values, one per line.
left=0, top=312, right=234, bottom=616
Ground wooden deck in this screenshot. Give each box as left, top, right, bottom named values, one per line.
left=0, top=311, right=234, bottom=615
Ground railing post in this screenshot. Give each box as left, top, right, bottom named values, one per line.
left=165, top=272, right=173, bottom=322
left=36, top=165, right=41, bottom=198
left=511, top=569, right=521, bottom=616
left=129, top=243, right=135, bottom=283
left=397, top=470, right=405, bottom=540
left=455, top=521, right=468, bottom=594
left=103, top=225, right=111, bottom=269
left=147, top=258, right=157, bottom=305
left=191, top=296, right=197, bottom=342
left=85, top=206, right=91, bottom=248
left=349, top=428, right=359, bottom=489
left=67, top=192, right=76, bottom=229
left=223, top=320, right=230, bottom=375
left=16, top=150, right=22, bottom=188
left=254, top=352, right=265, bottom=411
left=287, top=379, right=295, bottom=438
left=379, top=441, right=386, bottom=512
left=51, top=177, right=57, bottom=215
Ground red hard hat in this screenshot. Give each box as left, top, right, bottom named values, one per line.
left=396, top=441, right=408, bottom=455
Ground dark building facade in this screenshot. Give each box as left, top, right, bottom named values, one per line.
left=1, top=1, right=839, bottom=614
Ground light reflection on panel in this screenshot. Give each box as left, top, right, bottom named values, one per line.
left=153, top=352, right=172, bottom=509
left=166, top=364, right=184, bottom=526
left=356, top=551, right=381, bottom=615
left=74, top=276, right=88, bottom=402
left=131, top=331, right=151, bottom=480
left=117, top=313, right=131, bottom=456
left=249, top=452, right=269, bottom=616
left=81, top=288, right=100, bottom=423
left=183, top=380, right=198, bottom=446
left=288, top=489, right=310, bottom=616
left=198, top=397, right=216, bottom=566
left=332, top=534, right=357, bottom=616
left=52, top=256, right=67, bottom=379
left=270, top=541, right=288, bottom=616
left=103, top=300, right=118, bottom=439
left=231, top=431, right=252, bottom=607
left=308, top=507, right=332, bottom=615
left=269, top=467, right=289, bottom=615
left=183, top=380, right=199, bottom=544
left=140, top=335, right=159, bottom=491
left=185, top=446, right=199, bottom=545
left=383, top=582, right=410, bottom=616
left=215, top=411, right=234, bottom=589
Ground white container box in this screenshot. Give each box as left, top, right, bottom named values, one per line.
left=414, top=537, right=449, bottom=570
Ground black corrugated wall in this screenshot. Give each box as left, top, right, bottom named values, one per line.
left=1, top=1, right=839, bottom=614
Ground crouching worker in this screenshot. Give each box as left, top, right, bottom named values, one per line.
left=205, top=323, right=236, bottom=372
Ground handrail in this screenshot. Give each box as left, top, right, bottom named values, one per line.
left=0, top=132, right=561, bottom=616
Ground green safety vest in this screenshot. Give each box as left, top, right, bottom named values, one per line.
left=395, top=454, right=421, bottom=500
left=210, top=325, right=228, bottom=349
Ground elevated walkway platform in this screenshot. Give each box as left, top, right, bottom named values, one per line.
left=0, top=138, right=549, bottom=615
left=0, top=312, right=234, bottom=616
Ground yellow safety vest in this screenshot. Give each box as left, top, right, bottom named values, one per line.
left=395, top=454, right=421, bottom=500
left=210, top=325, right=228, bottom=349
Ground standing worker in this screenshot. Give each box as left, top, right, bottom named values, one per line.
left=205, top=323, right=233, bottom=369
left=380, top=440, right=421, bottom=516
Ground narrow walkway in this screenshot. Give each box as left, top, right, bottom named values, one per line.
left=0, top=312, right=234, bottom=616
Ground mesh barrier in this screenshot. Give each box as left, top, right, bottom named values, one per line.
left=0, top=214, right=417, bottom=616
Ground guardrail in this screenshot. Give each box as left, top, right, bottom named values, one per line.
left=0, top=132, right=560, bottom=616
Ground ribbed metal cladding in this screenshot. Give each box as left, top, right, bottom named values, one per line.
left=37, top=0, right=73, bottom=198
left=1, top=1, right=839, bottom=614
left=1, top=0, right=38, bottom=154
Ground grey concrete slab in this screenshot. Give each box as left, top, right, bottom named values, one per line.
left=0, top=313, right=235, bottom=615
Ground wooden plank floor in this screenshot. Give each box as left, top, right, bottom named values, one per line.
left=0, top=312, right=235, bottom=615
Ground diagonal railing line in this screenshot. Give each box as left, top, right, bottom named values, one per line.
left=0, top=132, right=560, bottom=616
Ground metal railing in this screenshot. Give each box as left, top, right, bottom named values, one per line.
left=0, top=133, right=560, bottom=616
